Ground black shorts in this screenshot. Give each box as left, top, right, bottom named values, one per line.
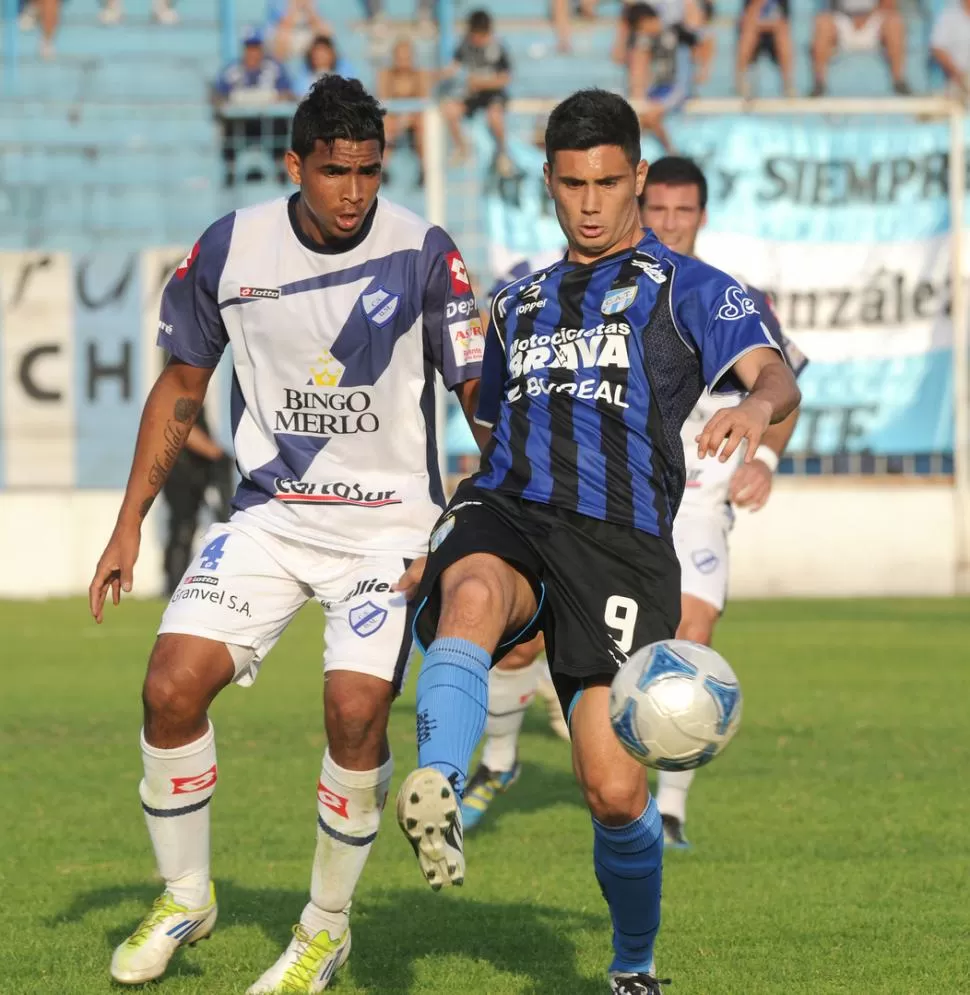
left=464, top=89, right=507, bottom=117
left=414, top=481, right=681, bottom=718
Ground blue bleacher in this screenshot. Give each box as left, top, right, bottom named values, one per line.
left=0, top=0, right=939, bottom=255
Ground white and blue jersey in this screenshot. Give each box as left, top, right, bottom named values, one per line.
left=474, top=230, right=781, bottom=543
left=158, top=194, right=483, bottom=555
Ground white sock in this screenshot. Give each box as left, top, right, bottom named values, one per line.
left=480, top=661, right=539, bottom=774
left=303, top=750, right=394, bottom=938
left=656, top=769, right=696, bottom=825
left=139, top=722, right=217, bottom=910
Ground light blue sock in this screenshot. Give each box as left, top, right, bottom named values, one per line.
left=415, top=637, right=491, bottom=798
left=593, top=796, right=664, bottom=975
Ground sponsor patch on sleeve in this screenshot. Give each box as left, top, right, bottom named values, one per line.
left=449, top=317, right=484, bottom=367
left=446, top=251, right=471, bottom=294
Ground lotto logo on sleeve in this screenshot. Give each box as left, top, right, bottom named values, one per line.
left=446, top=251, right=471, bottom=294
left=171, top=764, right=218, bottom=794
left=175, top=241, right=200, bottom=280
left=449, top=316, right=485, bottom=367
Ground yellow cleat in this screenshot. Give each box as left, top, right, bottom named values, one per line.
left=110, top=884, right=217, bottom=984
left=247, top=924, right=351, bottom=994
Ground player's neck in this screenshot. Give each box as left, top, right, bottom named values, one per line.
left=566, top=219, right=642, bottom=266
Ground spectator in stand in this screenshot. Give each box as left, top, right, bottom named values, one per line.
left=18, top=0, right=61, bottom=59
left=624, top=2, right=695, bottom=152
left=291, top=34, right=357, bottom=96
left=378, top=38, right=432, bottom=186
left=265, top=0, right=331, bottom=62
left=613, top=0, right=712, bottom=84
left=736, top=0, right=795, bottom=98
left=99, top=0, right=178, bottom=25
left=811, top=0, right=910, bottom=96
left=212, top=28, right=296, bottom=186
left=551, top=0, right=600, bottom=52
left=930, top=0, right=970, bottom=99
left=440, top=9, right=514, bottom=176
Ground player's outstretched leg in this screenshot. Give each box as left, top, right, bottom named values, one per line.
left=571, top=683, right=668, bottom=995
left=462, top=636, right=542, bottom=831
left=536, top=655, right=572, bottom=742
left=656, top=770, right=695, bottom=849
left=250, top=672, right=394, bottom=993
left=398, top=552, right=536, bottom=890
left=110, top=635, right=233, bottom=985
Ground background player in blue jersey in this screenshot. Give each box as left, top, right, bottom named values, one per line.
left=393, top=88, right=800, bottom=995
left=88, top=77, right=484, bottom=993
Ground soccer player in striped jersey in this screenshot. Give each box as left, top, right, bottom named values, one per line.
left=88, top=77, right=484, bottom=992
left=640, top=156, right=808, bottom=849
left=394, top=89, right=800, bottom=995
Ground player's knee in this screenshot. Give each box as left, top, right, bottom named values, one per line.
left=677, top=616, right=714, bottom=646
left=141, top=639, right=221, bottom=731
left=325, top=689, right=387, bottom=755
left=440, top=571, right=504, bottom=632
left=582, top=777, right=647, bottom=826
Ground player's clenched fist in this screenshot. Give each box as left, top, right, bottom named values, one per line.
left=89, top=523, right=141, bottom=624
left=696, top=396, right=772, bottom=464
left=729, top=459, right=773, bottom=511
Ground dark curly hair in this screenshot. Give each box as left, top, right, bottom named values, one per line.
left=291, top=75, right=385, bottom=159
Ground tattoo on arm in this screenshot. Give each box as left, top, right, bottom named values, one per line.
left=144, top=397, right=201, bottom=506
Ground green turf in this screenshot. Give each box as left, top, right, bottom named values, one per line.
left=2, top=597, right=969, bottom=995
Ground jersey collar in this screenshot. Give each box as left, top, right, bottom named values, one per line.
left=287, top=194, right=378, bottom=254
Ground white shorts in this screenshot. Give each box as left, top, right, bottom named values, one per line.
left=672, top=511, right=730, bottom=613
left=158, top=522, right=417, bottom=691
left=834, top=11, right=883, bottom=52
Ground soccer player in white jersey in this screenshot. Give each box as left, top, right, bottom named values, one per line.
left=88, top=76, right=484, bottom=992
left=641, top=155, right=807, bottom=847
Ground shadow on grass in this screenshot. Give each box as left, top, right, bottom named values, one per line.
left=49, top=880, right=608, bottom=994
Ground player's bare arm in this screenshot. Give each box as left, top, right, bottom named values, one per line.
left=730, top=407, right=800, bottom=511
left=696, top=348, right=800, bottom=463
left=88, top=359, right=214, bottom=623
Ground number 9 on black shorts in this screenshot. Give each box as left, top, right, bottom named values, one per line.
left=413, top=480, right=682, bottom=717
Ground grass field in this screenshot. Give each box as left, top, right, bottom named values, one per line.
left=3, top=597, right=969, bottom=995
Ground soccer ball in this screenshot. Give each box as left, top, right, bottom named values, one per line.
left=609, top=639, right=742, bottom=770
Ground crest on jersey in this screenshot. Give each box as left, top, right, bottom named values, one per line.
left=361, top=286, right=401, bottom=328
left=349, top=601, right=388, bottom=637
left=307, top=350, right=345, bottom=388
left=601, top=286, right=638, bottom=315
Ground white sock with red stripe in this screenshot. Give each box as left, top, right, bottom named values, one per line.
left=302, top=750, right=394, bottom=937
left=139, top=722, right=217, bottom=910
left=481, top=661, right=539, bottom=774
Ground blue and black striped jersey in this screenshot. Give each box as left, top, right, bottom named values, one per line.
left=474, top=229, right=782, bottom=541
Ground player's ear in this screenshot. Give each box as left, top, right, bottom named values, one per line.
left=285, top=149, right=303, bottom=187
left=700, top=207, right=708, bottom=231
left=542, top=160, right=553, bottom=199
left=634, top=159, right=648, bottom=198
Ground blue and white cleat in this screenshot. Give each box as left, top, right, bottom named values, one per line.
left=661, top=814, right=691, bottom=850
left=110, top=884, right=217, bottom=984
left=461, top=761, right=522, bottom=831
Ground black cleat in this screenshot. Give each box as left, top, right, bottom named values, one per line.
left=610, top=972, right=671, bottom=995
left=661, top=814, right=691, bottom=850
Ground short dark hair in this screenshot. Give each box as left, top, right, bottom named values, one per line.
left=468, top=9, right=492, bottom=33
left=291, top=75, right=385, bottom=158
left=625, top=2, right=659, bottom=27
left=545, top=88, right=641, bottom=168
left=642, top=155, right=708, bottom=208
